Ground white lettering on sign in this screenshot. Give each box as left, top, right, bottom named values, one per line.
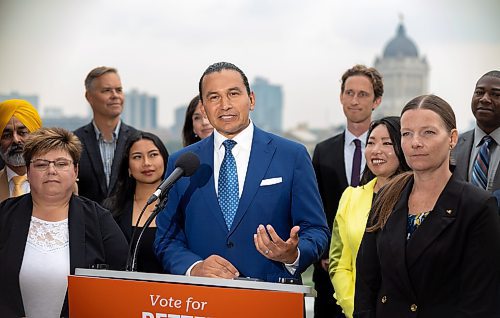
left=142, top=312, right=205, bottom=318
left=149, top=295, right=182, bottom=309
left=146, top=294, right=209, bottom=317
left=185, top=297, right=208, bottom=312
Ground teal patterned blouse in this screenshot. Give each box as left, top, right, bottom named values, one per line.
left=407, top=212, right=430, bottom=240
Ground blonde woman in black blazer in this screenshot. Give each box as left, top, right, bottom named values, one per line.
left=0, top=128, right=128, bottom=317
left=354, top=95, right=500, bottom=318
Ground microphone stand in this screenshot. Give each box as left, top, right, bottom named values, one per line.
left=127, top=192, right=169, bottom=272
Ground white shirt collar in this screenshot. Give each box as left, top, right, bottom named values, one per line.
left=213, top=121, right=254, bottom=152
left=6, top=166, right=25, bottom=182
left=345, top=129, right=367, bottom=146
left=474, top=126, right=500, bottom=147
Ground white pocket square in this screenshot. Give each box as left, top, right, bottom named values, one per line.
left=260, top=177, right=282, bottom=186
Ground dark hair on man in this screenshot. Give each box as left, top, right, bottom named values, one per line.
left=103, top=131, right=169, bottom=217
left=23, top=127, right=82, bottom=168
left=367, top=94, right=456, bottom=231
left=341, top=64, right=384, bottom=101
left=479, top=70, right=500, bottom=81
left=360, top=116, right=411, bottom=185
left=84, top=66, right=119, bottom=91
left=182, top=95, right=202, bottom=147
left=198, top=62, right=251, bottom=102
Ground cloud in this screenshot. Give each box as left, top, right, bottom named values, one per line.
left=0, top=0, right=498, bottom=131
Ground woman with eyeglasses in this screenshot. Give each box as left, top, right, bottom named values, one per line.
left=0, top=127, right=128, bottom=317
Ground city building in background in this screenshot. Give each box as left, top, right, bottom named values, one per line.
left=42, top=106, right=90, bottom=131
left=0, top=91, right=39, bottom=109
left=122, top=89, right=158, bottom=130
left=171, top=104, right=187, bottom=141
left=1, top=22, right=432, bottom=158
left=374, top=21, right=429, bottom=117
left=251, top=77, right=283, bottom=133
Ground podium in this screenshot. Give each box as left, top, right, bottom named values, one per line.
left=68, top=268, right=315, bottom=317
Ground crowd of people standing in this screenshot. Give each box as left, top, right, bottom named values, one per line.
left=0, top=63, right=498, bottom=317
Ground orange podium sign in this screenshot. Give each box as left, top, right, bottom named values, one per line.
left=68, top=269, right=314, bottom=318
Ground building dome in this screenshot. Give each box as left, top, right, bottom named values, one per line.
left=383, top=23, right=418, bottom=58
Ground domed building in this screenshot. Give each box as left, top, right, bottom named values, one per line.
left=374, top=22, right=429, bottom=117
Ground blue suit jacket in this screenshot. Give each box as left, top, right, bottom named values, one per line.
left=154, top=126, right=329, bottom=282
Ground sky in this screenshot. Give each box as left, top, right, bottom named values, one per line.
left=0, top=0, right=499, bottom=132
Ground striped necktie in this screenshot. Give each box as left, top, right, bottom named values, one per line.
left=471, top=135, right=494, bottom=190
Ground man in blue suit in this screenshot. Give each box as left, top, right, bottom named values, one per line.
left=155, top=62, right=329, bottom=282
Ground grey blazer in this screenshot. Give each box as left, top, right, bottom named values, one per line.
left=452, top=129, right=500, bottom=193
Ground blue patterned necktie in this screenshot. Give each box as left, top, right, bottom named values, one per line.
left=218, top=140, right=239, bottom=230
left=471, top=135, right=494, bottom=190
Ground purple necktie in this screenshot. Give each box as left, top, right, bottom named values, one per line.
left=351, top=139, right=361, bottom=187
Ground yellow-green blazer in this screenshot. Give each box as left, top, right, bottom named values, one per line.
left=328, top=178, right=377, bottom=318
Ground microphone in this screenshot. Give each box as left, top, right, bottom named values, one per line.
left=127, top=151, right=200, bottom=272
left=146, top=151, right=200, bottom=205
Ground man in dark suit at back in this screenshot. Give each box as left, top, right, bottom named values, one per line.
left=312, top=65, right=383, bottom=317
left=75, top=66, right=137, bottom=204
left=453, top=70, right=500, bottom=208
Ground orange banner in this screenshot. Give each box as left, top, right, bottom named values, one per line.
left=68, top=276, right=304, bottom=317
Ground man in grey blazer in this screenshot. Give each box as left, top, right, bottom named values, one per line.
left=74, top=66, right=137, bottom=204
left=453, top=70, right=500, bottom=208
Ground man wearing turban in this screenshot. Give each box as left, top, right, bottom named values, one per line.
left=0, top=99, right=42, bottom=202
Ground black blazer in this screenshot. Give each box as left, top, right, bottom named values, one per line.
left=312, top=132, right=349, bottom=230
left=0, top=194, right=128, bottom=317
left=74, top=121, right=138, bottom=204
left=311, top=132, right=349, bottom=316
left=354, top=173, right=500, bottom=318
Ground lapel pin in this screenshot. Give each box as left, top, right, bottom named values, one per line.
left=446, top=209, right=453, bottom=215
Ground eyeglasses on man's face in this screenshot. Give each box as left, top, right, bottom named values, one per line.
left=30, top=158, right=73, bottom=171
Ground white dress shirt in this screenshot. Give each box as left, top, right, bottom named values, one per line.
left=213, top=123, right=254, bottom=197
left=6, top=166, right=30, bottom=196
left=187, top=122, right=299, bottom=276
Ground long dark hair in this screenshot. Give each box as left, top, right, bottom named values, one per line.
left=103, top=131, right=169, bottom=217
left=182, top=95, right=202, bottom=147
left=360, top=116, right=411, bottom=185
left=367, top=95, right=456, bottom=231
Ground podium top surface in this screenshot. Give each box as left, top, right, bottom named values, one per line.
left=74, top=268, right=316, bottom=297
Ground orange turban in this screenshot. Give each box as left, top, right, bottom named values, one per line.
left=0, top=99, right=42, bottom=134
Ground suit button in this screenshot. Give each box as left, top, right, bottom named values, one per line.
left=227, top=241, right=234, bottom=248
left=381, top=296, right=387, bottom=303
left=410, top=304, right=417, bottom=312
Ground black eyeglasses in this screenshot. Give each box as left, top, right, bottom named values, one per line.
left=30, top=159, right=73, bottom=171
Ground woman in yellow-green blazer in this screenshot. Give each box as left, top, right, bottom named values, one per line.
left=328, top=117, right=410, bottom=318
